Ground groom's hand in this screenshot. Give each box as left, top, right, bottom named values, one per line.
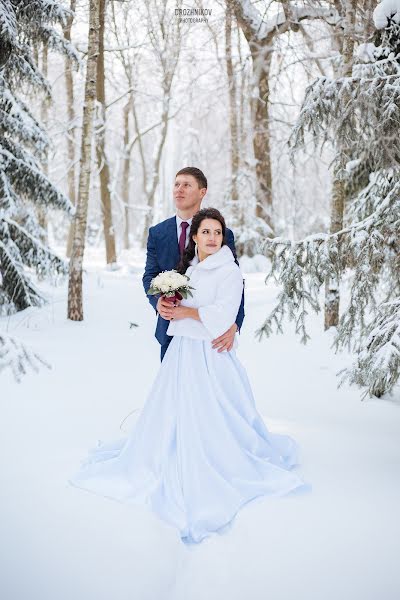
left=212, top=323, right=238, bottom=353
left=156, top=296, right=181, bottom=320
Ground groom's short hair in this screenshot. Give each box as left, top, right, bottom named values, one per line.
left=175, top=167, right=207, bottom=190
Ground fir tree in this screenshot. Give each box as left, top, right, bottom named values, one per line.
left=258, top=3, right=400, bottom=398
left=0, top=0, right=78, bottom=315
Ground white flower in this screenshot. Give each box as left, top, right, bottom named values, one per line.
left=149, top=269, right=191, bottom=295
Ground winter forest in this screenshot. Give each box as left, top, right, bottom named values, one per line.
left=1, top=0, right=400, bottom=598
left=1, top=0, right=400, bottom=397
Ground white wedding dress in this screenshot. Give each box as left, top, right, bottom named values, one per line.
left=69, top=246, right=310, bottom=544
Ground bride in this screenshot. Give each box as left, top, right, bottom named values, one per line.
left=69, top=207, right=310, bottom=545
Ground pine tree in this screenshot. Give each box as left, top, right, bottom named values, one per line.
left=0, top=0, right=77, bottom=315
left=258, top=2, right=400, bottom=398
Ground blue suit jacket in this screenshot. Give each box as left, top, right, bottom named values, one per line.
left=142, top=216, right=245, bottom=346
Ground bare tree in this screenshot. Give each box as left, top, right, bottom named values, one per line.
left=121, top=93, right=133, bottom=249
left=68, top=0, right=100, bottom=321
left=38, top=42, right=49, bottom=246
left=64, top=0, right=78, bottom=259
left=96, top=0, right=117, bottom=267
left=226, top=0, right=339, bottom=234
left=108, top=0, right=154, bottom=249
left=108, top=0, right=191, bottom=248
left=140, top=0, right=183, bottom=246
left=225, top=3, right=240, bottom=225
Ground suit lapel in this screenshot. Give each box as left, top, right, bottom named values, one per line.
left=162, top=216, right=179, bottom=269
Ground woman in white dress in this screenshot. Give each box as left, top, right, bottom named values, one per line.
left=69, top=208, right=310, bottom=545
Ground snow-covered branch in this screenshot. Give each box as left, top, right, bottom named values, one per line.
left=230, top=0, right=339, bottom=42
left=257, top=169, right=400, bottom=348
left=0, top=333, right=51, bottom=383
left=340, top=298, right=400, bottom=398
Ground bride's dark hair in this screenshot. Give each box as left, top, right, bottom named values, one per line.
left=176, top=207, right=227, bottom=274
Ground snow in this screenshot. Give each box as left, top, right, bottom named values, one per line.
left=238, top=0, right=270, bottom=40
left=238, top=253, right=270, bottom=273
left=1, top=249, right=400, bottom=600
left=356, top=43, right=376, bottom=63
left=345, top=158, right=361, bottom=173
left=374, top=0, right=400, bottom=29
left=0, top=0, right=17, bottom=40
left=238, top=0, right=339, bottom=41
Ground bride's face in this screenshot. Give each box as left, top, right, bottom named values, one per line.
left=193, top=218, right=223, bottom=261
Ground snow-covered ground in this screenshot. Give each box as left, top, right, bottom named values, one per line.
left=1, top=250, right=399, bottom=600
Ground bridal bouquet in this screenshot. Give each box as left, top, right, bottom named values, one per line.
left=147, top=270, right=195, bottom=303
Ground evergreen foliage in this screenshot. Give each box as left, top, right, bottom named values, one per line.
left=0, top=331, right=51, bottom=382
left=0, top=0, right=78, bottom=315
left=258, top=14, right=400, bottom=398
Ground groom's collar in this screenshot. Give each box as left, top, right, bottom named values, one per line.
left=176, top=214, right=193, bottom=228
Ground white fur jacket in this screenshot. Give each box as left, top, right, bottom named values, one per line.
left=167, top=245, right=244, bottom=342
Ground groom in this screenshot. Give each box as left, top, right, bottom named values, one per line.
left=143, top=166, right=245, bottom=361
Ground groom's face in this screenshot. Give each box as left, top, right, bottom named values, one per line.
left=173, top=174, right=207, bottom=214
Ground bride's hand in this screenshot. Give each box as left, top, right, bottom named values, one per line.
left=157, top=296, right=179, bottom=320
left=170, top=305, right=187, bottom=320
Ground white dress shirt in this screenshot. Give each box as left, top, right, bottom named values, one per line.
left=176, top=215, right=193, bottom=248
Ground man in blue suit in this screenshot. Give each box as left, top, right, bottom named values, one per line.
left=143, top=167, right=245, bottom=361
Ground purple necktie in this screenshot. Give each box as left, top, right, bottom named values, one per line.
left=179, top=221, right=189, bottom=256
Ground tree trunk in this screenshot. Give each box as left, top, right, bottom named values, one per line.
left=362, top=0, right=377, bottom=40
left=64, top=1, right=77, bottom=259
left=225, top=5, right=240, bottom=226
left=225, top=0, right=275, bottom=235
left=122, top=95, right=132, bottom=250
left=251, top=46, right=274, bottom=234
left=96, top=0, right=117, bottom=266
left=324, top=0, right=357, bottom=329
left=237, top=25, right=246, bottom=231
left=38, top=43, right=49, bottom=246
left=324, top=170, right=345, bottom=328
left=67, top=0, right=100, bottom=321
left=129, top=98, right=149, bottom=244
left=141, top=106, right=169, bottom=248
